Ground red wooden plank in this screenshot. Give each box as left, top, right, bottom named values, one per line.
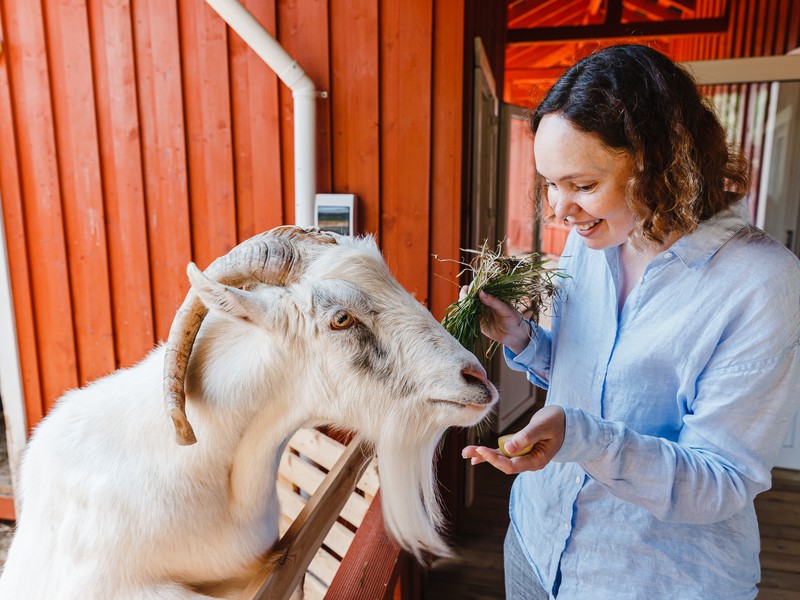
left=277, top=0, right=332, bottom=226
left=0, top=495, right=15, bottom=521
left=0, top=9, right=43, bottom=430
left=429, top=0, right=465, bottom=322
left=787, top=0, right=800, bottom=52
left=380, top=0, right=433, bottom=301
left=330, top=0, right=380, bottom=237
left=731, top=0, right=751, bottom=57
left=229, top=0, right=284, bottom=241
left=86, top=0, right=155, bottom=368
left=325, top=491, right=405, bottom=600
left=180, top=0, right=237, bottom=269
left=750, top=0, right=770, bottom=56
left=770, top=0, right=790, bottom=56
left=44, top=0, right=116, bottom=385
left=2, top=0, right=78, bottom=416
left=132, top=0, right=192, bottom=342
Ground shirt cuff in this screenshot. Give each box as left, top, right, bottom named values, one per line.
left=553, top=406, right=613, bottom=463
left=503, top=332, right=538, bottom=373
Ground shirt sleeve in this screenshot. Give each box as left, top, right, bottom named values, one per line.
left=553, top=339, right=800, bottom=524
left=503, top=325, right=553, bottom=389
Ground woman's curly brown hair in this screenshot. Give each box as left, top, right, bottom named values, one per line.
left=530, top=44, right=750, bottom=247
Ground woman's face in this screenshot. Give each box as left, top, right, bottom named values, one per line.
left=534, top=113, right=637, bottom=251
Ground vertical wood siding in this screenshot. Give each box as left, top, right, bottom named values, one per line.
left=0, top=0, right=464, bottom=437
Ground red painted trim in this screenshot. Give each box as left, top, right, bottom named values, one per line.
left=0, top=495, right=16, bottom=522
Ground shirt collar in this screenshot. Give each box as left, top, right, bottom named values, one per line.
left=669, top=201, right=750, bottom=270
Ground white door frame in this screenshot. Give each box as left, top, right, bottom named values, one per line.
left=0, top=192, right=28, bottom=494
left=682, top=54, right=800, bottom=85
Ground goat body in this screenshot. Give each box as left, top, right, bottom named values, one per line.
left=0, top=232, right=497, bottom=599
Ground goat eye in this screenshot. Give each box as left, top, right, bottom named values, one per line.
left=330, top=311, right=356, bottom=330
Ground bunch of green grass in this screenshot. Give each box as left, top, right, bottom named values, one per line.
left=442, top=240, right=564, bottom=356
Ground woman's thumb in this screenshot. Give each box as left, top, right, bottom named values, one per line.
left=498, top=432, right=534, bottom=458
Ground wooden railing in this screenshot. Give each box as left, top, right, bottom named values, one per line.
left=241, top=430, right=411, bottom=600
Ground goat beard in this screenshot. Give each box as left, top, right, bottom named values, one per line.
left=375, top=422, right=452, bottom=563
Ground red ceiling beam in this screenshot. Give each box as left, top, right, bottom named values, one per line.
left=508, top=0, right=569, bottom=28
left=624, top=0, right=686, bottom=21
left=507, top=14, right=729, bottom=44
left=660, top=0, right=697, bottom=12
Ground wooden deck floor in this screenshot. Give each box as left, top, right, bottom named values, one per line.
left=424, top=425, right=800, bottom=599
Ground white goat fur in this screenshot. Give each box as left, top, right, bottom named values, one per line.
left=0, top=234, right=497, bottom=599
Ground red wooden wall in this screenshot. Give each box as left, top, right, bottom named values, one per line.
left=0, top=0, right=465, bottom=435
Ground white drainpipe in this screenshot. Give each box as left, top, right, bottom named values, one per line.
left=204, top=0, right=317, bottom=227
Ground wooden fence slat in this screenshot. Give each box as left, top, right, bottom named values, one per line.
left=287, top=428, right=380, bottom=498
left=380, top=0, right=433, bottom=301
left=180, top=0, right=237, bottom=269
left=304, top=572, right=329, bottom=599
left=44, top=0, right=115, bottom=385
left=2, top=0, right=78, bottom=415
left=243, top=434, right=371, bottom=600
left=288, top=428, right=345, bottom=469
left=330, top=0, right=380, bottom=236
left=86, top=0, right=155, bottom=368
left=307, top=546, right=343, bottom=587
left=132, top=0, right=192, bottom=342
left=279, top=451, right=371, bottom=527
left=230, top=0, right=284, bottom=241
left=276, top=484, right=356, bottom=558
left=0, top=7, right=42, bottom=431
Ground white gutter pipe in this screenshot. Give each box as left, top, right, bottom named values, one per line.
left=204, top=0, right=317, bottom=227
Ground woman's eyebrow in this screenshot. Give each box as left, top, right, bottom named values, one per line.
left=536, top=170, right=599, bottom=181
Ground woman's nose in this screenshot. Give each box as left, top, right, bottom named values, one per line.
left=551, top=193, right=579, bottom=221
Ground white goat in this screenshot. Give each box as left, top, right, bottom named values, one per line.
left=0, top=226, right=497, bottom=599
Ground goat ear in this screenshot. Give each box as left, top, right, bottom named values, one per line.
left=187, top=263, right=264, bottom=324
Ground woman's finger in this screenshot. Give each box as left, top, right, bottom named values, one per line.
left=474, top=447, right=518, bottom=474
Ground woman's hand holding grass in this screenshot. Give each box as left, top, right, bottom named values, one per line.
left=466, top=288, right=532, bottom=355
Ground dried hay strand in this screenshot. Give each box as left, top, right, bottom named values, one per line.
left=441, top=240, right=565, bottom=356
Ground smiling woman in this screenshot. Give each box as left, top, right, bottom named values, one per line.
left=462, top=44, right=800, bottom=600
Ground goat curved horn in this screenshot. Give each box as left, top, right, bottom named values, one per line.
left=163, top=226, right=337, bottom=445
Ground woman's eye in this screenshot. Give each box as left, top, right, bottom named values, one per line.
left=577, top=183, right=596, bottom=192
left=331, top=311, right=356, bottom=330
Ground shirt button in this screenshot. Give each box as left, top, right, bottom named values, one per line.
left=664, top=251, right=673, bottom=259
left=563, top=521, right=570, bottom=530
left=575, top=476, right=582, bottom=484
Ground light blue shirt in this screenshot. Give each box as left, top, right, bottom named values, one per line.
left=504, top=205, right=800, bottom=599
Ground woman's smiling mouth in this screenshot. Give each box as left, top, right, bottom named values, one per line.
left=566, top=218, right=602, bottom=232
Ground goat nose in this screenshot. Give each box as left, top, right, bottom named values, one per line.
left=462, top=367, right=488, bottom=388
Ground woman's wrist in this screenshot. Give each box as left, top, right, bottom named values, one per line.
left=505, top=319, right=532, bottom=355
